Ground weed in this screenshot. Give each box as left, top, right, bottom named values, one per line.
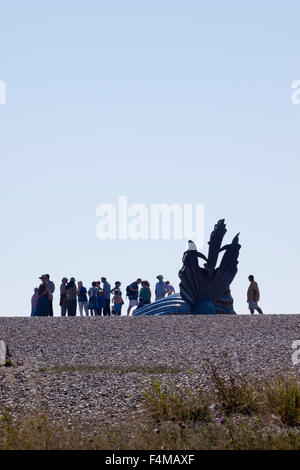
left=264, top=376, right=300, bottom=425
left=142, top=379, right=210, bottom=423
left=203, top=358, right=260, bottom=415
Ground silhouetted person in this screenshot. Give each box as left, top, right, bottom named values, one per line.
left=247, top=275, right=263, bottom=314
left=88, top=282, right=98, bottom=316
left=66, top=277, right=77, bottom=316
left=60, top=277, right=68, bottom=316
left=137, top=280, right=151, bottom=308
left=46, top=274, right=55, bottom=316
left=31, top=287, right=39, bottom=317
left=101, top=277, right=111, bottom=316
left=155, top=275, right=165, bottom=300
left=35, top=275, right=51, bottom=317
left=77, top=281, right=89, bottom=316
left=95, top=281, right=105, bottom=316
left=165, top=281, right=175, bottom=295
left=111, top=282, right=123, bottom=315
left=127, top=278, right=142, bottom=315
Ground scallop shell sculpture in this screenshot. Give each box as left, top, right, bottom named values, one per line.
left=133, top=219, right=241, bottom=316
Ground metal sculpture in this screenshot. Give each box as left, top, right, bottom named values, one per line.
left=133, top=219, right=241, bottom=316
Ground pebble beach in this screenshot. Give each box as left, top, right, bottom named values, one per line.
left=0, top=315, right=300, bottom=429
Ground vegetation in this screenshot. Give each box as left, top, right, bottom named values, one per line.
left=1, top=362, right=300, bottom=449
left=39, top=364, right=185, bottom=375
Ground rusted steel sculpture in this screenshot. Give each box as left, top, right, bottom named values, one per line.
left=133, top=219, right=241, bottom=316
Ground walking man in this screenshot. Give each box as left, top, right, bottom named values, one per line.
left=247, top=275, right=263, bottom=315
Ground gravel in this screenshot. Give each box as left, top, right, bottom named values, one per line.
left=0, top=315, right=300, bottom=428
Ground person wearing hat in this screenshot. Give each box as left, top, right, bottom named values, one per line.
left=35, top=275, right=51, bottom=317
left=66, top=277, right=77, bottom=316
left=165, top=281, right=175, bottom=296
left=155, top=275, right=166, bottom=301
left=60, top=277, right=68, bottom=316
left=45, top=274, right=55, bottom=317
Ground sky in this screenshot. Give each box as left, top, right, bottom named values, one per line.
left=0, top=0, right=299, bottom=316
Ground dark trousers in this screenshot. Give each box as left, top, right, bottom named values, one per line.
left=49, top=299, right=53, bottom=317
left=95, top=307, right=103, bottom=316
left=67, top=299, right=77, bottom=316
left=61, top=298, right=67, bottom=316
left=103, top=299, right=110, bottom=316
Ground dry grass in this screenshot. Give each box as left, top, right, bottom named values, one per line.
left=1, top=362, right=300, bottom=449
left=142, top=379, right=210, bottom=423
left=39, top=364, right=185, bottom=375
left=1, top=408, right=300, bottom=450
left=264, top=376, right=300, bottom=425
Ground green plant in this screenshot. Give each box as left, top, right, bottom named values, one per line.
left=46, top=364, right=183, bottom=375
left=142, top=379, right=210, bottom=423
left=4, top=359, right=15, bottom=367
left=203, top=358, right=260, bottom=416
left=265, top=376, right=300, bottom=425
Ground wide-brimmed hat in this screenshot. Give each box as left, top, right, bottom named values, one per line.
left=62, top=277, right=68, bottom=282
left=156, top=275, right=164, bottom=279
left=39, top=274, right=47, bottom=280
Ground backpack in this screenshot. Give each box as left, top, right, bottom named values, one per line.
left=89, top=287, right=98, bottom=297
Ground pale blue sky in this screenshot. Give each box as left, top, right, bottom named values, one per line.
left=0, top=0, right=299, bottom=315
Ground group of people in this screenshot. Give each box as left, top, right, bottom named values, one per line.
left=31, top=274, right=175, bottom=317
left=31, top=272, right=263, bottom=317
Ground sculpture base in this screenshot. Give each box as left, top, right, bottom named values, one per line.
left=192, top=300, right=216, bottom=315
left=133, top=294, right=236, bottom=316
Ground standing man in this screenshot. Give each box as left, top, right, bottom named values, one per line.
left=127, top=278, right=142, bottom=315
left=46, top=274, right=55, bottom=316
left=247, top=275, right=263, bottom=315
left=101, top=277, right=111, bottom=316
left=60, top=277, right=68, bottom=316
left=155, top=275, right=166, bottom=301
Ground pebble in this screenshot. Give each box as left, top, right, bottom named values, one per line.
left=0, top=315, right=299, bottom=433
